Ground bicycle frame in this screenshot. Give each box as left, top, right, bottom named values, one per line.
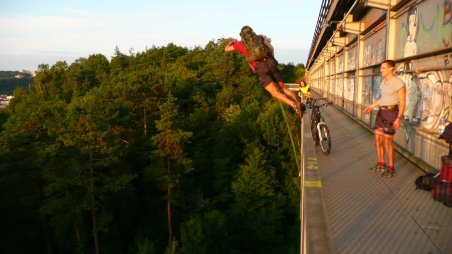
left=316, top=121, right=327, bottom=135
left=309, top=98, right=331, bottom=155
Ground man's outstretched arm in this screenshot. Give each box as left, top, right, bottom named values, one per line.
left=224, top=41, right=236, bottom=52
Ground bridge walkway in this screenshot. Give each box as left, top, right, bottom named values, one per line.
left=302, top=101, right=452, bottom=254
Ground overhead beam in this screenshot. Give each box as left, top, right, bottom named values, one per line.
left=363, top=0, right=393, bottom=10
left=322, top=49, right=335, bottom=58
left=332, top=32, right=347, bottom=47
left=318, top=55, right=329, bottom=61
left=341, top=15, right=365, bottom=35
left=327, top=42, right=340, bottom=53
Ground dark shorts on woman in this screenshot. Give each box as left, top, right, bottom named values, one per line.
left=255, top=57, right=282, bottom=87
left=374, top=105, right=399, bottom=135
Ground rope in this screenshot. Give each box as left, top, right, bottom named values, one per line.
left=278, top=102, right=306, bottom=254
left=279, top=103, right=300, bottom=172
left=300, top=114, right=306, bottom=254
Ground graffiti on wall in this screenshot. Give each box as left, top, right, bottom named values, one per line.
left=404, top=7, right=418, bottom=57
left=329, top=78, right=335, bottom=96
left=396, top=62, right=422, bottom=123
left=396, top=56, right=452, bottom=137
left=347, top=46, right=357, bottom=71
left=344, top=76, right=355, bottom=101
left=338, top=54, right=344, bottom=72
left=336, top=77, right=344, bottom=97
left=418, top=69, right=451, bottom=131
left=372, top=75, right=382, bottom=102
left=363, top=26, right=386, bottom=67
left=396, top=0, right=452, bottom=59
left=345, top=77, right=354, bottom=101
left=362, top=77, right=372, bottom=106
left=362, top=74, right=382, bottom=106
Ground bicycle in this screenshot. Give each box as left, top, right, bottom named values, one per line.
left=309, top=98, right=331, bottom=155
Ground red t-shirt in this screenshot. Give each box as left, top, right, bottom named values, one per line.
left=232, top=41, right=257, bottom=70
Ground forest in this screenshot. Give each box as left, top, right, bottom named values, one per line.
left=0, top=39, right=305, bottom=254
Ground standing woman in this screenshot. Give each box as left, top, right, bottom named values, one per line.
left=365, top=60, right=406, bottom=177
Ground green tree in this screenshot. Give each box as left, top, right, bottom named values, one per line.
left=0, top=38, right=302, bottom=254
left=152, top=93, right=193, bottom=248
left=280, top=62, right=306, bottom=83
left=179, top=210, right=228, bottom=254
left=42, top=86, right=135, bottom=254
left=230, top=147, right=286, bottom=251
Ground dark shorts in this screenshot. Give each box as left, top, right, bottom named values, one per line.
left=374, top=106, right=399, bottom=135
left=255, top=57, right=282, bottom=87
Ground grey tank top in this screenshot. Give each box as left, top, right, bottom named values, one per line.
left=379, top=77, right=405, bottom=106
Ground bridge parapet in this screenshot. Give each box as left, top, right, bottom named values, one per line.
left=285, top=83, right=300, bottom=91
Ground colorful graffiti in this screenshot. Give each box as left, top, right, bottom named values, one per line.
left=344, top=77, right=355, bottom=101
left=338, top=53, right=344, bottom=72
left=364, top=44, right=373, bottom=67
left=445, top=0, right=452, bottom=24
left=396, top=62, right=422, bottom=123
left=404, top=7, right=418, bottom=57
left=362, top=77, right=372, bottom=106
left=363, top=27, right=386, bottom=67
left=329, top=78, right=335, bottom=96
left=336, top=77, right=344, bottom=97
left=372, top=76, right=382, bottom=102
left=347, top=46, right=357, bottom=70
left=361, top=74, right=382, bottom=106
left=418, top=69, right=451, bottom=131
left=396, top=57, right=451, bottom=135
left=396, top=0, right=452, bottom=59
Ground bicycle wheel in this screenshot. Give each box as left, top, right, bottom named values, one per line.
left=318, top=123, right=331, bottom=155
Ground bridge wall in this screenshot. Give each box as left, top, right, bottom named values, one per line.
left=307, top=0, right=452, bottom=171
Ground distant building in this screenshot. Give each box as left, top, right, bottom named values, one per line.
left=0, top=95, right=13, bottom=108
left=15, top=75, right=24, bottom=79
left=18, top=69, right=31, bottom=74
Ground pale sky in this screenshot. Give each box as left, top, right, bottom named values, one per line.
left=0, top=0, right=321, bottom=71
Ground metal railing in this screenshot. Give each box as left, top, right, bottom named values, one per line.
left=285, top=83, right=300, bottom=91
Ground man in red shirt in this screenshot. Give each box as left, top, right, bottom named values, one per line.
left=224, top=32, right=305, bottom=117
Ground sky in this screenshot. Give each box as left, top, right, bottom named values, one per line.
left=0, top=0, right=321, bottom=71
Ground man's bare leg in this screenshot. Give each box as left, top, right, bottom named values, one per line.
left=384, top=135, right=395, bottom=167
left=375, top=131, right=385, bottom=163
left=278, top=81, right=299, bottom=103
left=265, top=82, right=298, bottom=109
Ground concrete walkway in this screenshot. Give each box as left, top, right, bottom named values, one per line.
left=303, top=102, right=452, bottom=254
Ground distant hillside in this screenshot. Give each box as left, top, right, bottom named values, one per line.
left=0, top=71, right=33, bottom=95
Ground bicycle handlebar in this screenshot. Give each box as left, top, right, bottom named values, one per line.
left=310, top=98, right=329, bottom=107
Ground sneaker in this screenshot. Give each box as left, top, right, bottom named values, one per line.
left=382, top=167, right=395, bottom=178
left=369, top=163, right=386, bottom=173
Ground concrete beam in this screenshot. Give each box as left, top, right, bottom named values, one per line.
left=332, top=33, right=347, bottom=47
left=327, top=42, right=340, bottom=53
left=318, top=55, right=328, bottom=62
left=363, top=0, right=393, bottom=10
left=322, top=50, right=335, bottom=58
left=341, top=15, right=365, bottom=35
